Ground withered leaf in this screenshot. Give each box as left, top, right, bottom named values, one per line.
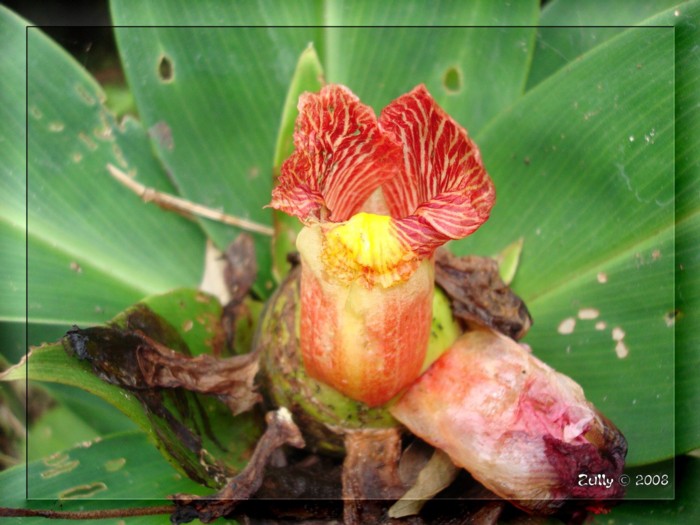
left=62, top=302, right=261, bottom=488
left=435, top=248, right=532, bottom=340
left=256, top=454, right=343, bottom=501
left=172, top=408, right=305, bottom=524
left=137, top=333, right=260, bottom=416
left=64, top=322, right=229, bottom=486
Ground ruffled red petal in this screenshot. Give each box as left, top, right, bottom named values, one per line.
left=270, top=85, right=402, bottom=223
left=379, top=85, right=495, bottom=255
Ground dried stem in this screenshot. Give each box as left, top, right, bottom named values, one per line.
left=107, top=164, right=274, bottom=236
left=342, top=428, right=404, bottom=525
left=0, top=505, right=173, bottom=520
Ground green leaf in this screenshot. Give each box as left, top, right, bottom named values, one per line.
left=675, top=2, right=700, bottom=456
left=493, top=237, right=524, bottom=285
left=2, top=342, right=151, bottom=431
left=27, top=404, right=103, bottom=462
left=271, top=44, right=325, bottom=282
left=1, top=431, right=209, bottom=515
left=527, top=0, right=681, bottom=89
left=592, top=457, right=700, bottom=523
left=0, top=10, right=210, bottom=327
left=44, top=382, right=138, bottom=437
left=136, top=288, right=225, bottom=357
left=323, top=0, right=540, bottom=134
left=0, top=6, right=27, bottom=321
left=110, top=21, right=319, bottom=298
left=453, top=12, right=679, bottom=465
left=519, top=1, right=700, bottom=459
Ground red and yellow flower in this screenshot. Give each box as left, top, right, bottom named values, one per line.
left=270, top=84, right=495, bottom=406
left=269, top=83, right=626, bottom=513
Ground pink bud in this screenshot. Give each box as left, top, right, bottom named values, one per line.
left=390, top=328, right=627, bottom=514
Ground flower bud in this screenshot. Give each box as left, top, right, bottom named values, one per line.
left=390, top=328, right=627, bottom=515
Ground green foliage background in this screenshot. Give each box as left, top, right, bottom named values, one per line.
left=1, top=0, right=698, bottom=522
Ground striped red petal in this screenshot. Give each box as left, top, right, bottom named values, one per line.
left=380, top=85, right=495, bottom=255
left=270, top=85, right=402, bottom=223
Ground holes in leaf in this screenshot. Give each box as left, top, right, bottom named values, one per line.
left=158, top=54, right=174, bottom=82
left=442, top=66, right=462, bottom=94
left=664, top=309, right=681, bottom=327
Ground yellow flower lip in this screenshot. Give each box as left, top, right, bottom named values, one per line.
left=322, top=212, right=419, bottom=287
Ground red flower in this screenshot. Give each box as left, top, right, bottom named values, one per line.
left=270, top=84, right=494, bottom=405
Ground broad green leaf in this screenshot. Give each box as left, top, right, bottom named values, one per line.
left=0, top=321, right=29, bottom=366
left=43, top=382, right=138, bottom=437
left=3, top=322, right=76, bottom=366
left=593, top=457, right=699, bottom=523
left=110, top=22, right=320, bottom=298
left=453, top=14, right=677, bottom=465
left=110, top=0, right=323, bottom=26
left=0, top=6, right=27, bottom=322
left=26, top=232, right=147, bottom=326
left=0, top=224, right=25, bottom=325
left=674, top=2, right=700, bottom=456
left=0, top=431, right=211, bottom=523
left=132, top=287, right=225, bottom=357
left=271, top=44, right=325, bottom=282
left=0, top=12, right=210, bottom=327
left=324, top=1, right=540, bottom=134
left=527, top=0, right=682, bottom=89
left=27, top=404, right=103, bottom=462
left=2, top=342, right=151, bottom=432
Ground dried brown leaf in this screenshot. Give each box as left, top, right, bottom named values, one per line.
left=171, top=408, right=305, bottom=524
left=136, top=333, right=261, bottom=416
left=63, top=320, right=232, bottom=486
left=435, top=248, right=532, bottom=340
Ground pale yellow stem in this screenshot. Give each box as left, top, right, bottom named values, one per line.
left=107, top=164, right=274, bottom=236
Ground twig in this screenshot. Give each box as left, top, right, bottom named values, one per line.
left=107, top=164, right=274, bottom=236
left=0, top=505, right=173, bottom=520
